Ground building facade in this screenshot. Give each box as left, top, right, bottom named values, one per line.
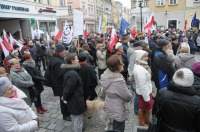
left=149, top=0, right=186, bottom=31
left=0, top=0, right=68, bottom=39
left=115, top=1, right=122, bottom=30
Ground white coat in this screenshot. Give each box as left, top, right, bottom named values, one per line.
left=0, top=97, right=38, bottom=132
left=133, top=64, right=152, bottom=102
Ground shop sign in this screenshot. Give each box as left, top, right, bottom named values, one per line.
left=0, top=4, right=29, bottom=12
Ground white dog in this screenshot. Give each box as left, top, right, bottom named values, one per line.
left=84, top=99, right=112, bottom=131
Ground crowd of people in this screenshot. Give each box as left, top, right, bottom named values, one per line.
left=0, top=27, right=200, bottom=132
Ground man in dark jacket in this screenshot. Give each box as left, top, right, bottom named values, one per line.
left=78, top=52, right=98, bottom=100
left=62, top=53, right=86, bottom=132
left=153, top=68, right=200, bottom=132
left=171, top=37, right=179, bottom=55
left=152, top=39, right=175, bottom=90
left=45, top=44, right=71, bottom=121
left=28, top=40, right=38, bottom=61
left=121, top=35, right=129, bottom=55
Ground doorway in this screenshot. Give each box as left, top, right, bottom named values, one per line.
left=168, top=20, right=177, bottom=29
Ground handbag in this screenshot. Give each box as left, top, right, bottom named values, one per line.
left=148, top=105, right=161, bottom=132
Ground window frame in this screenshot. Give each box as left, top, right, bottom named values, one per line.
left=194, top=0, right=200, bottom=2
left=169, top=0, right=178, bottom=5
left=60, top=0, right=66, bottom=6
left=156, top=0, right=165, bottom=6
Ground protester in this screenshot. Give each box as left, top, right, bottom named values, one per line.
left=0, top=77, right=39, bottom=132
left=153, top=68, right=200, bottom=131
left=62, top=53, right=86, bottom=132
left=9, top=58, right=34, bottom=106
left=96, top=43, right=107, bottom=79
left=22, top=54, right=47, bottom=114
left=133, top=50, right=153, bottom=126
left=100, top=55, right=133, bottom=132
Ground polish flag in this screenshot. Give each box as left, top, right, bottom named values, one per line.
left=0, top=38, right=10, bottom=57
left=2, top=29, right=13, bottom=51
left=143, top=12, right=155, bottom=36
left=9, top=33, right=23, bottom=50
left=108, top=28, right=118, bottom=52
left=54, top=26, right=62, bottom=41
left=83, top=23, right=87, bottom=40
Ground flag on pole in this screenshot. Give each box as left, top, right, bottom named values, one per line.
left=119, top=18, right=129, bottom=35
left=191, top=12, right=197, bottom=27
left=98, top=16, right=103, bottom=34
left=54, top=26, right=62, bottom=43
left=184, top=19, right=187, bottom=36
left=83, top=23, right=87, bottom=40
left=2, top=29, right=13, bottom=51
left=143, top=12, right=155, bottom=36
left=102, top=15, right=107, bottom=34
left=9, top=33, right=23, bottom=50
left=109, top=28, right=118, bottom=52
left=0, top=38, right=9, bottom=57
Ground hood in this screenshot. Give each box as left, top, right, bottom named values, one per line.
left=60, top=63, right=81, bottom=69
left=177, top=53, right=196, bottom=62
left=0, top=97, right=29, bottom=110
left=100, top=68, right=124, bottom=89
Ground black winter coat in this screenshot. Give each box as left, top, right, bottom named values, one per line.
left=62, top=68, right=86, bottom=115
left=78, top=62, right=98, bottom=100
left=153, top=82, right=200, bottom=132
left=23, top=63, right=44, bottom=93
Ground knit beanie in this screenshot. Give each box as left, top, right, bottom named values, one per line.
left=0, top=77, right=11, bottom=96
left=55, top=44, right=65, bottom=53
left=135, top=50, right=147, bottom=61
left=173, top=68, right=194, bottom=87
left=192, top=62, right=200, bottom=75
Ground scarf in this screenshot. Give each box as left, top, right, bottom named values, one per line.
left=136, top=60, right=152, bottom=75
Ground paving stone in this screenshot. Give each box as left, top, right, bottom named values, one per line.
left=54, top=125, right=65, bottom=131
left=48, top=118, right=58, bottom=124
left=50, top=113, right=59, bottom=118
left=62, top=126, right=74, bottom=132
left=55, top=119, right=66, bottom=125
left=37, top=128, right=47, bottom=132
left=63, top=121, right=72, bottom=127
left=40, top=122, right=50, bottom=128
left=47, top=123, right=57, bottom=130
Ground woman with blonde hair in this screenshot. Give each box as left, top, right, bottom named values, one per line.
left=174, top=46, right=198, bottom=70
left=96, top=43, right=107, bottom=79
left=133, top=50, right=153, bottom=126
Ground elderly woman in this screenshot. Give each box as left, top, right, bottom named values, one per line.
left=133, top=50, right=153, bottom=126
left=9, top=58, right=34, bottom=106
left=100, top=55, right=133, bottom=132
left=0, top=77, right=39, bottom=132
left=174, top=46, right=198, bottom=70
left=22, top=54, right=47, bottom=114
left=96, top=43, right=107, bottom=79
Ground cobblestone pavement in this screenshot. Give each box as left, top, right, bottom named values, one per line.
left=34, top=54, right=200, bottom=132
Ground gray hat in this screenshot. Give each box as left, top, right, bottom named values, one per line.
left=157, top=39, right=169, bottom=47
left=0, top=77, right=11, bottom=96
left=55, top=44, right=65, bottom=53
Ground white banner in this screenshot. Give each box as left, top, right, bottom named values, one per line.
left=73, top=9, right=83, bottom=37
left=98, top=16, right=103, bottom=34
left=62, top=21, right=73, bottom=44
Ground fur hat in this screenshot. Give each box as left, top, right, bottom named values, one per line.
left=157, top=39, right=169, bottom=47
left=115, top=42, right=123, bottom=50
left=0, top=77, right=11, bottom=96
left=173, top=68, right=194, bottom=87
left=55, top=44, right=65, bottom=53
left=193, top=62, right=200, bottom=75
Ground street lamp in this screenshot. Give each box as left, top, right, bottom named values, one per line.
left=132, top=0, right=150, bottom=32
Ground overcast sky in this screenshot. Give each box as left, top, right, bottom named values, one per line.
left=115, top=0, right=131, bottom=8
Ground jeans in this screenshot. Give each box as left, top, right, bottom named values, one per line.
left=71, top=114, right=84, bottom=132
left=131, top=79, right=138, bottom=115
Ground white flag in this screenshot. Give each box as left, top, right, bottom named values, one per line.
left=62, top=21, right=73, bottom=44
left=98, top=16, right=103, bottom=34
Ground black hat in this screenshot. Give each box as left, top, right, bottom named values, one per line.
left=68, top=45, right=77, bottom=53
left=172, top=37, right=177, bottom=41
left=78, top=52, right=87, bottom=62
left=13, top=45, right=19, bottom=49
left=133, top=41, right=144, bottom=47
left=157, top=39, right=169, bottom=47
left=55, top=44, right=65, bottom=53
left=130, top=40, right=138, bottom=44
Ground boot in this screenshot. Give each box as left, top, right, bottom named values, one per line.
left=37, top=107, right=44, bottom=114
left=144, top=111, right=150, bottom=125
left=138, top=110, right=145, bottom=126
left=40, top=106, right=47, bottom=112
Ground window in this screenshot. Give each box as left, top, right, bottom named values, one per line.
left=144, top=0, right=149, bottom=7
left=194, top=0, right=200, bottom=2
left=67, top=5, right=72, bottom=14
left=131, top=0, right=136, bottom=8
left=38, top=0, right=43, bottom=4
left=169, top=0, right=178, bottom=5
left=156, top=0, right=164, bottom=6
left=49, top=22, right=55, bottom=33
left=60, top=0, right=65, bottom=6
left=47, top=0, right=51, bottom=5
